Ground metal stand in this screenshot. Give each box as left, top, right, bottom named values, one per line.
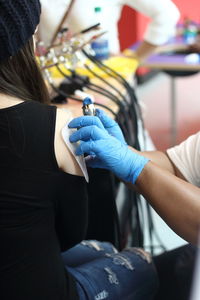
left=170, top=76, right=177, bottom=146
left=167, top=69, right=199, bottom=146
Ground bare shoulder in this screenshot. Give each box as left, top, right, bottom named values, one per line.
left=54, top=107, right=83, bottom=177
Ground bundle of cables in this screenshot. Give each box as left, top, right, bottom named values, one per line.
left=79, top=50, right=166, bottom=253
left=37, top=31, right=166, bottom=254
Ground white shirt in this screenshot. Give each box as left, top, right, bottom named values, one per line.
left=39, top=0, right=180, bottom=53
left=167, top=132, right=200, bottom=187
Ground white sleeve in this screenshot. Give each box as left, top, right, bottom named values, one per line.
left=167, top=132, right=200, bottom=187
left=120, top=0, right=180, bottom=45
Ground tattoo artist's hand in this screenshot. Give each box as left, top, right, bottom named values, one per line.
left=68, top=115, right=149, bottom=184
left=95, top=109, right=127, bottom=145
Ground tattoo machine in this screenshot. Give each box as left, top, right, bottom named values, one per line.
left=82, top=97, right=96, bottom=116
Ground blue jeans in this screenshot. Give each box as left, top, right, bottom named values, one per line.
left=61, top=240, right=158, bottom=300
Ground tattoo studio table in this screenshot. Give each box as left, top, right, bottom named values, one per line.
left=132, top=41, right=200, bottom=145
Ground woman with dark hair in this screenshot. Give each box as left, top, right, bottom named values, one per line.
left=0, top=1, right=88, bottom=299
left=0, top=1, right=158, bottom=299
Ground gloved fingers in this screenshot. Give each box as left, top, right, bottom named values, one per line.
left=96, top=109, right=126, bottom=144
left=68, top=116, right=104, bottom=130
left=75, top=140, right=99, bottom=156
left=95, top=109, right=117, bottom=128
left=70, top=125, right=108, bottom=143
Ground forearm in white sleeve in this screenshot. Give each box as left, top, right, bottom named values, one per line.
left=167, top=132, right=200, bottom=187
left=122, top=0, right=180, bottom=45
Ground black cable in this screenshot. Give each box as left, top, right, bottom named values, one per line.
left=53, top=58, right=163, bottom=252
left=84, top=87, right=130, bottom=140
left=82, top=50, right=141, bottom=149
left=69, top=68, right=127, bottom=104
left=85, top=53, right=166, bottom=253
left=84, top=85, right=124, bottom=109
left=82, top=49, right=137, bottom=104
left=84, top=80, right=134, bottom=145
left=145, top=202, right=167, bottom=254
left=56, top=64, right=123, bottom=110
left=84, top=64, right=128, bottom=104
left=82, top=50, right=167, bottom=253
left=49, top=80, right=118, bottom=118
left=56, top=64, right=124, bottom=107
left=129, top=189, right=144, bottom=247
left=63, top=90, right=129, bottom=140
left=80, top=23, right=100, bottom=34
left=55, top=64, right=132, bottom=143
left=81, top=65, right=135, bottom=144
left=81, top=52, right=143, bottom=165
left=59, top=65, right=127, bottom=109
left=82, top=51, right=144, bottom=248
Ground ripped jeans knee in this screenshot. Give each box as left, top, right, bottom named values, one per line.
left=80, top=240, right=118, bottom=253
left=61, top=240, right=117, bottom=267
left=65, top=242, right=158, bottom=300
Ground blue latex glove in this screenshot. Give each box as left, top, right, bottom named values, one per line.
left=68, top=116, right=149, bottom=184
left=95, top=109, right=127, bottom=145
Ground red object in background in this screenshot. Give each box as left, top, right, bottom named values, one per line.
left=118, top=1, right=200, bottom=51
left=173, top=0, right=200, bottom=24
left=118, top=5, right=150, bottom=82
left=118, top=5, right=137, bottom=51
left=118, top=1, right=200, bottom=83
left=118, top=5, right=149, bottom=52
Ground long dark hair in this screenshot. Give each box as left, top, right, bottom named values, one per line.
left=0, top=37, right=49, bottom=104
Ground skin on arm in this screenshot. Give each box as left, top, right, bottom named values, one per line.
left=54, top=108, right=83, bottom=176
left=128, top=148, right=200, bottom=245
left=68, top=113, right=199, bottom=243
left=135, top=149, right=187, bottom=180
left=135, top=40, right=158, bottom=61
left=123, top=40, right=158, bottom=62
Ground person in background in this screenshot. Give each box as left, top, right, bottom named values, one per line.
left=38, top=0, right=180, bottom=61
left=0, top=1, right=158, bottom=299
left=69, top=110, right=200, bottom=300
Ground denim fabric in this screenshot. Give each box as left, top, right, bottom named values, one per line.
left=62, top=240, right=158, bottom=300
left=61, top=241, right=117, bottom=267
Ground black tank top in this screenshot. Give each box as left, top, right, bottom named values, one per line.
left=0, top=101, right=88, bottom=300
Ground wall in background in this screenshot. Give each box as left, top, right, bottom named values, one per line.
left=173, top=0, right=200, bottom=23
left=118, top=0, right=200, bottom=51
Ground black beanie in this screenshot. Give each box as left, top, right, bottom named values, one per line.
left=0, top=0, right=41, bottom=62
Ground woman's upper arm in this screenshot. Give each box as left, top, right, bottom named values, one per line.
left=54, top=108, right=84, bottom=177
